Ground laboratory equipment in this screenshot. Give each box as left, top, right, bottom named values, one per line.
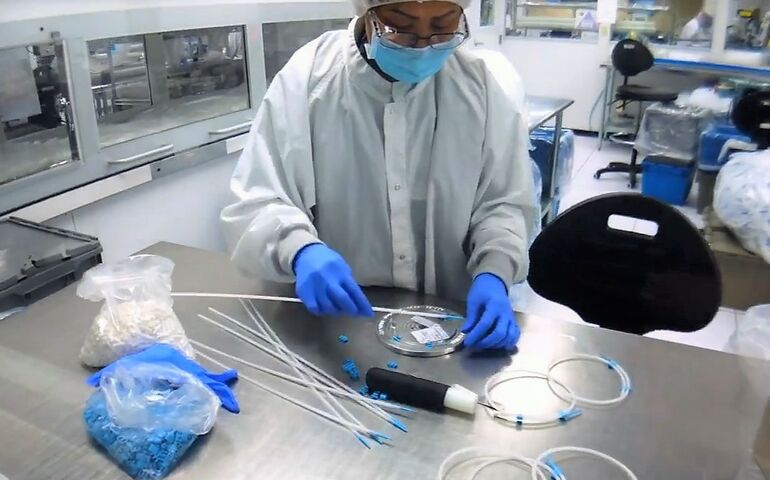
left=366, top=368, right=479, bottom=415
left=508, top=1, right=672, bottom=41
left=0, top=217, right=101, bottom=313
left=87, top=26, right=250, bottom=148
left=0, top=40, right=78, bottom=186
left=377, top=305, right=465, bottom=357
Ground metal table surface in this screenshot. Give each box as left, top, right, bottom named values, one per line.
left=526, top=95, right=573, bottom=134
left=525, top=95, right=575, bottom=225
left=1, top=242, right=769, bottom=479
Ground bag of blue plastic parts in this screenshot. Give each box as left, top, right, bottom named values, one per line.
left=84, top=361, right=220, bottom=479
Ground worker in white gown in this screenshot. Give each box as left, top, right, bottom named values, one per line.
left=221, top=0, right=536, bottom=351
left=681, top=0, right=715, bottom=44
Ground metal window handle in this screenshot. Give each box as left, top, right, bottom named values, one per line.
left=209, top=121, right=252, bottom=135
left=108, top=144, right=174, bottom=165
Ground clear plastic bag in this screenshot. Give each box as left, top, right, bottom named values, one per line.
left=100, top=362, right=220, bottom=435
left=78, top=255, right=194, bottom=367
left=713, top=150, right=770, bottom=263
left=725, top=304, right=770, bottom=360
left=84, top=362, right=219, bottom=479
left=635, top=102, right=713, bottom=161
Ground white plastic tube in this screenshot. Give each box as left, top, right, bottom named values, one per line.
left=191, top=340, right=406, bottom=412
left=532, top=446, right=638, bottom=480
left=546, top=354, right=632, bottom=407
left=241, top=299, right=367, bottom=441
left=437, top=447, right=554, bottom=480
left=172, top=291, right=459, bottom=320
left=196, top=350, right=387, bottom=442
left=483, top=369, right=581, bottom=428
left=204, top=307, right=401, bottom=423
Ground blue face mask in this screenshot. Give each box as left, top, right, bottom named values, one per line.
left=368, top=36, right=455, bottom=84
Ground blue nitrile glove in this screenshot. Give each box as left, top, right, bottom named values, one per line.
left=462, top=273, right=520, bottom=351
left=293, top=243, right=374, bottom=318
left=86, top=343, right=240, bottom=413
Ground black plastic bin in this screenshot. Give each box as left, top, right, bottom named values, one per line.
left=0, top=217, right=102, bottom=312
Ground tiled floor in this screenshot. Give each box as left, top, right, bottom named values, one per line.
left=518, top=133, right=740, bottom=353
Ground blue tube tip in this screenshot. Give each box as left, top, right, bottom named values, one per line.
left=355, top=433, right=371, bottom=449
left=391, top=419, right=408, bottom=432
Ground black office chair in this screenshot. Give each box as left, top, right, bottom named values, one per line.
left=595, top=39, right=679, bottom=188
left=528, top=193, right=721, bottom=335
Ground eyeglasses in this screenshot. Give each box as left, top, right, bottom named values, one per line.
left=367, top=10, right=469, bottom=50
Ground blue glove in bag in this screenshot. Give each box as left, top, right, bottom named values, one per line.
left=84, top=359, right=223, bottom=480
left=293, top=243, right=374, bottom=317
left=87, top=343, right=240, bottom=413
left=462, top=273, right=520, bottom=351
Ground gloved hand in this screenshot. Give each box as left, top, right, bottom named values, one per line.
left=293, top=243, right=374, bottom=318
left=86, top=343, right=240, bottom=413
left=462, top=273, right=520, bottom=351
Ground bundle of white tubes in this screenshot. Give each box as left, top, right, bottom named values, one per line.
left=190, top=299, right=413, bottom=448
left=438, top=445, right=638, bottom=480
left=482, top=353, right=632, bottom=427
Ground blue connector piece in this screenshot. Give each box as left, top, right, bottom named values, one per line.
left=371, top=391, right=381, bottom=400
left=358, top=385, right=369, bottom=396
left=380, top=393, right=388, bottom=400
left=600, top=354, right=620, bottom=370
left=342, top=359, right=360, bottom=381
left=558, top=408, right=583, bottom=422
left=338, top=335, right=349, bottom=344
left=387, top=360, right=398, bottom=369
left=515, top=414, right=524, bottom=426
left=545, top=458, right=564, bottom=480
left=392, top=335, right=402, bottom=343
left=425, top=342, right=434, bottom=349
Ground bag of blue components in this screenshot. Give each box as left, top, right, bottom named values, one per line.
left=83, top=344, right=239, bottom=479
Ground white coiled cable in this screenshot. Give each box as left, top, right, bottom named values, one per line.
left=532, top=446, right=638, bottom=480
left=483, top=369, right=583, bottom=427
left=437, top=447, right=556, bottom=480
left=546, top=354, right=632, bottom=407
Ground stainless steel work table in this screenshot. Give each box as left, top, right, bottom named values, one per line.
left=1, top=242, right=769, bottom=479
left=526, top=95, right=574, bottom=225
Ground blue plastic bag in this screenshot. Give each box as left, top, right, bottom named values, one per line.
left=84, top=362, right=220, bottom=479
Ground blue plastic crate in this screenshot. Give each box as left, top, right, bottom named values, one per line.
left=642, top=158, right=695, bottom=206
left=698, top=123, right=751, bottom=172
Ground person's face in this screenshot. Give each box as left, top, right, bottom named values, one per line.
left=699, top=12, right=714, bottom=29
left=367, top=1, right=463, bottom=48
